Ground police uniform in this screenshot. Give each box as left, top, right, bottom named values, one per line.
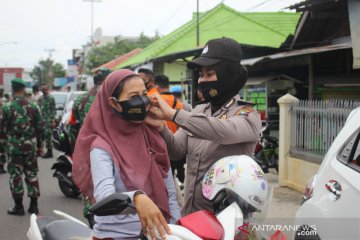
left=0, top=78, right=44, bottom=215
left=160, top=94, right=261, bottom=216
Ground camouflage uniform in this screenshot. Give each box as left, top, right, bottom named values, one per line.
left=69, top=85, right=101, bottom=144
left=0, top=103, right=7, bottom=172
left=38, top=94, right=56, bottom=150
left=0, top=96, right=44, bottom=198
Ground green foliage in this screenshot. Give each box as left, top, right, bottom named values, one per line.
left=31, top=59, right=66, bottom=87
left=85, top=32, right=160, bottom=71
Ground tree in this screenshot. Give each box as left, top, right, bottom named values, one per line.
left=31, top=59, right=66, bottom=87
left=85, top=32, right=160, bottom=71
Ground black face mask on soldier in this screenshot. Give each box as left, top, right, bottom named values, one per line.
left=112, top=95, right=150, bottom=121
left=197, top=81, right=222, bottom=103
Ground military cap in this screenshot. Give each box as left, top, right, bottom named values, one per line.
left=11, top=78, right=26, bottom=88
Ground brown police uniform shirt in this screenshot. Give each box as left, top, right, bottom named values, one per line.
left=160, top=94, right=261, bottom=216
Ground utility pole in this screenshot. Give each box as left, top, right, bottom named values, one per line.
left=44, top=48, right=55, bottom=59
left=196, top=0, right=200, bottom=46
left=84, top=0, right=102, bottom=46
left=44, top=49, right=55, bottom=87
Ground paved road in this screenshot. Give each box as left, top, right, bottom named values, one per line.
left=266, top=171, right=303, bottom=219
left=0, top=150, right=84, bottom=240
left=0, top=152, right=303, bottom=240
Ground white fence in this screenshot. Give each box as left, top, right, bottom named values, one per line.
left=289, top=100, right=360, bottom=163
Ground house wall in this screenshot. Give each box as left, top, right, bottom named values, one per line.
left=163, top=61, right=188, bottom=83
left=163, top=61, right=194, bottom=104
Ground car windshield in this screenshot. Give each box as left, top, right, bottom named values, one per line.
left=51, top=93, right=67, bottom=106
left=68, top=91, right=85, bottom=103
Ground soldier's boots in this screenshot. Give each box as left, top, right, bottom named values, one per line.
left=42, top=148, right=53, bottom=159
left=28, top=197, right=39, bottom=215
left=7, top=198, right=25, bottom=216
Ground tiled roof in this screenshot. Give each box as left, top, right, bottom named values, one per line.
left=93, top=48, right=141, bottom=71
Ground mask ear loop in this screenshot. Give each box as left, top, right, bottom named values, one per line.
left=112, top=97, right=120, bottom=104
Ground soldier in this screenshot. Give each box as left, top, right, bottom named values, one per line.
left=146, top=38, right=262, bottom=216
left=38, top=84, right=56, bottom=158
left=0, top=78, right=43, bottom=215
left=31, top=84, right=43, bottom=103
left=69, top=68, right=111, bottom=145
left=0, top=87, right=6, bottom=174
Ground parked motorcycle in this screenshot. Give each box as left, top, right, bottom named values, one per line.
left=27, top=155, right=274, bottom=240
left=51, top=122, right=80, bottom=198
left=254, top=123, right=279, bottom=173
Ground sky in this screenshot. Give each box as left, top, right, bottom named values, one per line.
left=0, top=0, right=301, bottom=70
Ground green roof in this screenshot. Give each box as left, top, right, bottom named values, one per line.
left=116, top=3, right=300, bottom=68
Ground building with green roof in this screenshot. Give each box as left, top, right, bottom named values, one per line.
left=115, top=3, right=300, bottom=103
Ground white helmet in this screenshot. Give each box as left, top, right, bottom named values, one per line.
left=202, top=155, right=268, bottom=213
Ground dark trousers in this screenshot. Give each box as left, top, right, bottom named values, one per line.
left=171, top=157, right=186, bottom=183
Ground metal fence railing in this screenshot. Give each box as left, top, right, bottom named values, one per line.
left=290, top=100, right=360, bottom=163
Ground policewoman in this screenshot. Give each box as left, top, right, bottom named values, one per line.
left=146, top=37, right=262, bottom=216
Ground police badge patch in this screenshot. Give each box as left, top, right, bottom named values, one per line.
left=235, top=106, right=254, bottom=117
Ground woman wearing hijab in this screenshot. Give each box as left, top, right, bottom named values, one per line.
left=146, top=38, right=262, bottom=216
left=73, top=69, right=180, bottom=240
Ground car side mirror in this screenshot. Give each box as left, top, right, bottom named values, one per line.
left=89, top=193, right=132, bottom=216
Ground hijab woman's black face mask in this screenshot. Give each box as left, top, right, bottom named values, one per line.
left=113, top=95, right=150, bottom=121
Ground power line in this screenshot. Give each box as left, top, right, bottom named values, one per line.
left=157, top=0, right=190, bottom=34
left=244, top=0, right=275, bottom=12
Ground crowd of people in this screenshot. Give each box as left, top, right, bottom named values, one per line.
left=0, top=37, right=262, bottom=240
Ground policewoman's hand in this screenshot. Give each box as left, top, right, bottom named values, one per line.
left=149, top=93, right=177, bottom=121
left=134, top=193, right=171, bottom=240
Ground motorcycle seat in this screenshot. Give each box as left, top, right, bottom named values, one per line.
left=177, top=210, right=224, bottom=240
left=43, top=219, right=91, bottom=240
left=36, top=216, right=57, bottom=239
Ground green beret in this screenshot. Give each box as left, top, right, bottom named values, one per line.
left=11, top=78, right=26, bottom=88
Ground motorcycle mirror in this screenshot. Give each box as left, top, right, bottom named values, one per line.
left=89, top=193, right=132, bottom=216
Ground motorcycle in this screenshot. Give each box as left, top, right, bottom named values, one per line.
left=27, top=155, right=275, bottom=240
left=254, top=123, right=279, bottom=173
left=51, top=110, right=80, bottom=198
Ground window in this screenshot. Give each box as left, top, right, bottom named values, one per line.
left=338, top=129, right=360, bottom=171
left=351, top=135, right=360, bottom=167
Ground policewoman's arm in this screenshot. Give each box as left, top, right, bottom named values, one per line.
left=149, top=93, right=261, bottom=145
left=173, top=108, right=261, bottom=144
left=161, top=126, right=188, bottom=161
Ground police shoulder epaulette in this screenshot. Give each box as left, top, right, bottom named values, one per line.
left=237, top=99, right=256, bottom=106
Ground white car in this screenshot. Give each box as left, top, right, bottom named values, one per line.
left=51, top=91, right=86, bottom=121
left=294, top=107, right=360, bottom=240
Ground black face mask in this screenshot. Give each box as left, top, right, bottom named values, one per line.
left=113, top=95, right=150, bottom=121
left=198, top=81, right=222, bottom=103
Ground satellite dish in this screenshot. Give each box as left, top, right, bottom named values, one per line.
left=93, top=28, right=102, bottom=43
